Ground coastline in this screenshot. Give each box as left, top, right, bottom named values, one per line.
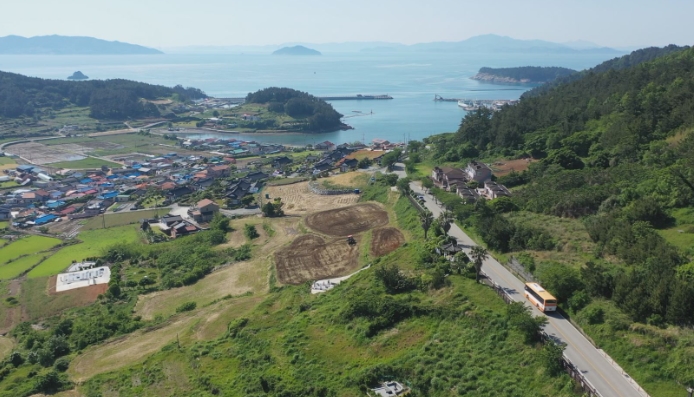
left=470, top=73, right=538, bottom=85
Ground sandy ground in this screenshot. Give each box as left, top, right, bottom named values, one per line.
left=263, top=181, right=359, bottom=215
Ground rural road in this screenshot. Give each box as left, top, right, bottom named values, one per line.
left=394, top=163, right=646, bottom=397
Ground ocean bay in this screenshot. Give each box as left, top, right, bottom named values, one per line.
left=0, top=51, right=615, bottom=144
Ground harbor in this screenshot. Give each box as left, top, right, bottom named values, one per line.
left=434, top=95, right=518, bottom=111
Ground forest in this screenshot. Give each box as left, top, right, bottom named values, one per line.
left=475, top=66, right=576, bottom=83
left=423, top=45, right=694, bottom=329
left=245, top=87, right=345, bottom=131
left=0, top=71, right=207, bottom=119
left=524, top=44, right=689, bottom=97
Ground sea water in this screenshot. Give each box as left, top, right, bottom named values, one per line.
left=0, top=51, right=615, bottom=145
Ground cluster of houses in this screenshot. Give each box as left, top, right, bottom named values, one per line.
left=0, top=153, right=251, bottom=229
left=0, top=135, right=407, bottom=231
left=180, top=137, right=284, bottom=156
left=431, top=161, right=511, bottom=201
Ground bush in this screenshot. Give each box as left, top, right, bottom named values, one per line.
left=541, top=341, right=565, bottom=376
left=567, top=290, right=591, bottom=312
left=244, top=224, right=259, bottom=240
left=54, top=357, right=70, bottom=372
left=582, top=306, right=605, bottom=325
left=176, top=301, right=197, bottom=313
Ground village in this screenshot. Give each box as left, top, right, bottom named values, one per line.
left=0, top=135, right=407, bottom=235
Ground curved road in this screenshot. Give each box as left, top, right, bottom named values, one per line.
left=392, top=163, right=646, bottom=397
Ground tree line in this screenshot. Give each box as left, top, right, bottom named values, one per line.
left=477, top=66, right=576, bottom=82
left=245, top=87, right=344, bottom=131
left=0, top=70, right=207, bottom=119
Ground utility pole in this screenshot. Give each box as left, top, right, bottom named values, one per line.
left=686, top=387, right=693, bottom=397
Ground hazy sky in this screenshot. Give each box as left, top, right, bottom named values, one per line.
left=2, top=0, right=692, bottom=49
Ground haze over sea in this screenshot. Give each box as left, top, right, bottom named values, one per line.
left=0, top=51, right=616, bottom=145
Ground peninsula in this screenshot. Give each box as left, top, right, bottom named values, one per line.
left=471, top=66, right=576, bottom=84
left=272, top=45, right=321, bottom=56
left=0, top=35, right=163, bottom=55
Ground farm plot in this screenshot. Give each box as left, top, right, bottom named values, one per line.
left=27, top=225, right=140, bottom=278
left=0, top=236, right=62, bottom=264
left=305, top=203, right=389, bottom=237
left=371, top=227, right=406, bottom=257
left=3, top=142, right=86, bottom=165
left=274, top=234, right=360, bottom=284
left=263, top=181, right=359, bottom=215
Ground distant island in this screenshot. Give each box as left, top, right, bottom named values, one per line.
left=0, top=35, right=163, bottom=55
left=272, top=45, right=321, bottom=56
left=67, top=71, right=89, bottom=80
left=471, top=66, right=577, bottom=84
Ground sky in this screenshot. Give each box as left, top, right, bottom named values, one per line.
left=2, top=0, right=693, bottom=49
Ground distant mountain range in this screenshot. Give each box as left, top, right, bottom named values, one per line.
left=164, top=35, right=624, bottom=55
left=0, top=35, right=163, bottom=55
left=272, top=45, right=321, bottom=56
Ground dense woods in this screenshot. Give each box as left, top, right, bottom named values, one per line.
left=0, top=71, right=206, bottom=119
left=246, top=87, right=344, bottom=131
left=476, top=66, right=576, bottom=82
left=426, top=46, right=694, bottom=328
left=524, top=44, right=689, bottom=97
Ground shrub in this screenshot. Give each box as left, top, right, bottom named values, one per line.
left=54, top=357, right=70, bottom=372
left=244, top=224, right=259, bottom=240
left=567, top=290, right=591, bottom=312
left=176, top=301, right=197, bottom=313
left=581, top=306, right=605, bottom=325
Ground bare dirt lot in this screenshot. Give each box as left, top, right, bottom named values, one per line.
left=371, top=227, right=406, bottom=257
left=491, top=158, right=537, bottom=177
left=305, top=203, right=389, bottom=237
left=274, top=234, right=360, bottom=284
left=4, top=142, right=86, bottom=165
left=264, top=181, right=359, bottom=215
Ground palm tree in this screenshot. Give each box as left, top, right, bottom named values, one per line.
left=470, top=246, right=488, bottom=283
left=438, top=210, right=452, bottom=236
left=420, top=211, right=434, bottom=239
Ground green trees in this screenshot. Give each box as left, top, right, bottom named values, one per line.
left=470, top=246, right=488, bottom=283
left=245, top=87, right=343, bottom=131
left=536, top=262, right=583, bottom=303
left=419, top=211, right=434, bottom=239
left=438, top=210, right=452, bottom=236
left=0, top=70, right=206, bottom=119
left=541, top=341, right=566, bottom=376
left=244, top=224, right=259, bottom=240
left=262, top=198, right=284, bottom=218
left=506, top=302, right=547, bottom=343
left=380, top=149, right=402, bottom=171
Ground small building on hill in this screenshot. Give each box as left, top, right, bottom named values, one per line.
left=189, top=198, right=219, bottom=223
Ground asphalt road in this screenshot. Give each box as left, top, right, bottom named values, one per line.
left=394, top=163, right=646, bottom=397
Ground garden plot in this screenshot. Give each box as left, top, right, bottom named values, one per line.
left=304, top=203, right=389, bottom=237
left=263, top=182, right=359, bottom=215
left=370, top=227, right=405, bottom=257
left=274, top=234, right=360, bottom=285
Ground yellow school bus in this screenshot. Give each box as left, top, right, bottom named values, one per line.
left=524, top=283, right=557, bottom=312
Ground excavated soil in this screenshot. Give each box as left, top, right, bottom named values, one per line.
left=371, top=227, right=406, bottom=257
left=274, top=234, right=360, bottom=285
left=304, top=203, right=389, bottom=237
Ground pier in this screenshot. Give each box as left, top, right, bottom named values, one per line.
left=320, top=94, right=393, bottom=101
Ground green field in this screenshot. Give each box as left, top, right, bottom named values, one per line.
left=27, top=225, right=141, bottom=278
left=0, top=254, right=47, bottom=280
left=0, top=158, right=15, bottom=165
left=0, top=236, right=62, bottom=264
left=49, top=157, right=122, bottom=169
left=81, top=208, right=170, bottom=230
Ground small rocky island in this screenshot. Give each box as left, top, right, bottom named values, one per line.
left=472, top=66, right=576, bottom=84
left=67, top=71, right=89, bottom=80
left=272, top=45, right=321, bottom=56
